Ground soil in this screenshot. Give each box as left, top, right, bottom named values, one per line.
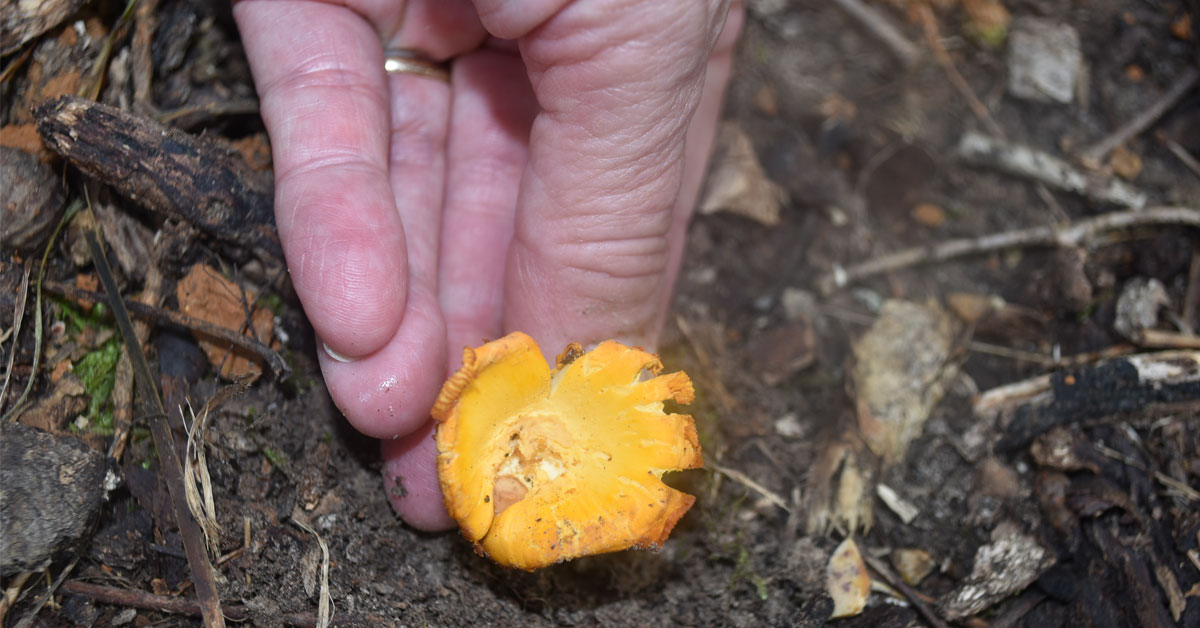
left=1, top=1, right=1198, bottom=627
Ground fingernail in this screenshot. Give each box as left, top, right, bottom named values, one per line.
left=323, top=342, right=356, bottom=363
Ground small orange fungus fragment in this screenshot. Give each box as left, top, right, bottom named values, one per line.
left=432, top=332, right=702, bottom=570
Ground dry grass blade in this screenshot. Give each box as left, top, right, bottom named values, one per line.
left=0, top=261, right=30, bottom=415
left=0, top=571, right=32, bottom=625
left=1, top=199, right=80, bottom=422
left=12, top=555, right=78, bottom=628
left=183, top=400, right=221, bottom=555
left=292, top=520, right=333, bottom=628
left=709, top=463, right=791, bottom=512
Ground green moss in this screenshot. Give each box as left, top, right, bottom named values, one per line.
left=260, top=292, right=284, bottom=314
left=74, top=338, right=121, bottom=432
left=55, top=298, right=110, bottom=334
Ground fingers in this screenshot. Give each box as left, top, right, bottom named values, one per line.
left=234, top=1, right=406, bottom=359
left=382, top=47, right=537, bottom=530
left=389, top=0, right=487, bottom=60
left=655, top=2, right=743, bottom=330
left=491, top=0, right=734, bottom=353
left=321, top=0, right=486, bottom=439
left=381, top=421, right=452, bottom=530
left=439, top=49, right=538, bottom=365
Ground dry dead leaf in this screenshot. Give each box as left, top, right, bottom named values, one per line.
left=1109, top=144, right=1143, bottom=180
left=17, top=371, right=86, bottom=434
left=826, top=538, right=871, bottom=619
left=851, top=300, right=963, bottom=464
left=911, top=202, right=946, bottom=227
left=754, top=83, right=779, bottom=116
left=176, top=264, right=273, bottom=382
left=699, top=123, right=785, bottom=226
left=1170, top=14, right=1192, bottom=40
left=891, top=548, right=935, bottom=586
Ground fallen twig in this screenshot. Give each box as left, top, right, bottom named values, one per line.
left=860, top=546, right=951, bottom=628
left=1082, top=67, right=1200, bottom=165
left=43, top=281, right=289, bottom=379
left=108, top=266, right=161, bottom=461
left=1160, top=134, right=1200, bottom=179
left=974, top=350, right=1200, bottom=451
left=12, top=555, right=78, bottom=628
left=914, top=4, right=1002, bottom=138
left=35, top=96, right=279, bottom=258
left=58, top=581, right=370, bottom=627
left=830, top=0, right=920, bottom=68
left=709, top=462, right=791, bottom=512
left=957, top=131, right=1149, bottom=208
left=85, top=231, right=226, bottom=628
left=819, top=206, right=1199, bottom=293
left=1133, top=329, right=1200, bottom=350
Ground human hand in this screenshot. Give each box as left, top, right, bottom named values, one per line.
left=233, top=0, right=742, bottom=530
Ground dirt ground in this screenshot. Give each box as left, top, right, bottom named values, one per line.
left=1, top=1, right=1198, bottom=627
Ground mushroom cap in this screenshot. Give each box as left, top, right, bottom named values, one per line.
left=433, top=332, right=702, bottom=570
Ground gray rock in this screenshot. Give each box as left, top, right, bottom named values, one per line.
left=1007, top=18, right=1083, bottom=104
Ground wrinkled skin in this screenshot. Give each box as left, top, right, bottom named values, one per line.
left=233, top=0, right=742, bottom=530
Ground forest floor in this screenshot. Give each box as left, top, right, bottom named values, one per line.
left=1, top=1, right=1198, bottom=626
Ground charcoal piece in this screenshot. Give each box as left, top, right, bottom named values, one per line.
left=0, top=422, right=105, bottom=576
left=34, top=95, right=279, bottom=257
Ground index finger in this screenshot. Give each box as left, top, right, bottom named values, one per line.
left=234, top=0, right=409, bottom=359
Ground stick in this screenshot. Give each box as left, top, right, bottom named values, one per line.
left=829, top=0, right=920, bottom=68
left=861, top=548, right=951, bottom=628
left=957, top=131, right=1148, bottom=208
left=58, top=581, right=371, bottom=627
left=1160, top=135, right=1200, bottom=179
left=12, top=556, right=78, bottom=628
left=819, top=206, right=1199, bottom=293
left=43, top=281, right=289, bottom=379
left=974, top=350, right=1200, bottom=451
left=108, top=267, right=161, bottom=461
left=85, top=232, right=226, bottom=628
left=34, top=96, right=280, bottom=258
left=914, top=4, right=1003, bottom=138
left=709, top=462, right=791, bottom=512
left=1082, top=67, right=1200, bottom=165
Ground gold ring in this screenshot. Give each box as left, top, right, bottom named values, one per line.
left=384, top=49, right=450, bottom=83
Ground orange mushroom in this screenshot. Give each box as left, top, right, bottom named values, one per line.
left=432, top=332, right=702, bottom=570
